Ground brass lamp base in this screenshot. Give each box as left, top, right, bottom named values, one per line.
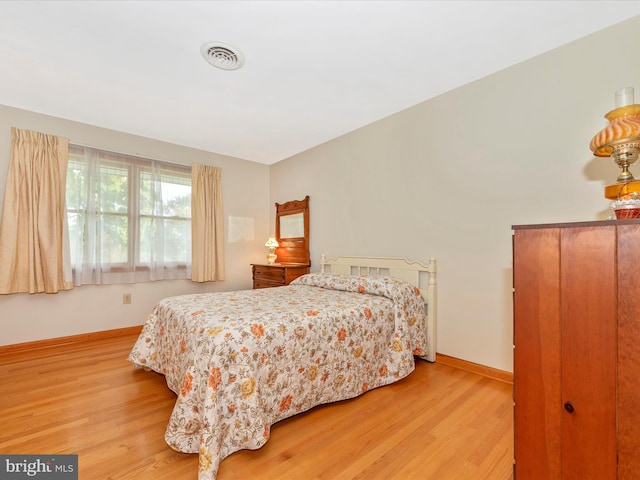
left=611, top=143, right=640, bottom=182
left=601, top=143, right=640, bottom=199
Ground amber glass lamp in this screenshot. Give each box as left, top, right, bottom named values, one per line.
left=264, top=236, right=279, bottom=264
left=590, top=87, right=640, bottom=200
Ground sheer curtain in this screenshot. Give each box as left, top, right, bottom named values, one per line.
left=67, top=145, right=192, bottom=285
left=0, top=128, right=72, bottom=294
left=191, top=163, right=225, bottom=282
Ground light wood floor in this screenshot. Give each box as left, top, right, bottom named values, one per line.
left=0, top=333, right=513, bottom=480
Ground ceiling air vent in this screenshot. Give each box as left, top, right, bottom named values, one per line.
left=200, top=41, right=244, bottom=71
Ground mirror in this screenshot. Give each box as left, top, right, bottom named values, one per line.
left=279, top=212, right=304, bottom=238
left=275, top=196, right=310, bottom=265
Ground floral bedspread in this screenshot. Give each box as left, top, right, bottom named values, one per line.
left=128, top=273, right=428, bottom=480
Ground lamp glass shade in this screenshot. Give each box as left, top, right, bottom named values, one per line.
left=264, top=237, right=279, bottom=249
left=589, top=104, right=640, bottom=158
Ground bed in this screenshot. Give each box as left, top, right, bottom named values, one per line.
left=128, top=255, right=437, bottom=480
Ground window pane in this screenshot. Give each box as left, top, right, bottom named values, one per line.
left=138, top=217, right=191, bottom=263
left=100, top=214, right=128, bottom=264
left=66, top=158, right=88, bottom=211
left=163, top=218, right=191, bottom=262
left=140, top=168, right=191, bottom=217
left=138, top=216, right=153, bottom=264
left=67, top=211, right=83, bottom=259
left=162, top=181, right=191, bottom=218
left=99, top=163, right=128, bottom=214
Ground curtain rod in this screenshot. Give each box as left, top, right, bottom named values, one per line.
left=69, top=141, right=192, bottom=170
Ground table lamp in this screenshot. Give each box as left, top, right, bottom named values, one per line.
left=264, top=236, right=279, bottom=264
left=590, top=87, right=640, bottom=200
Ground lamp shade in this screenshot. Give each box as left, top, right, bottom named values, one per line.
left=589, top=104, right=640, bottom=158
left=264, top=237, right=279, bottom=249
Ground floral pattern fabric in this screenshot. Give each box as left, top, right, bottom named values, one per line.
left=128, top=273, right=428, bottom=480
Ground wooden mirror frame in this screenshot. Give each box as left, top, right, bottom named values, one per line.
left=275, top=195, right=310, bottom=266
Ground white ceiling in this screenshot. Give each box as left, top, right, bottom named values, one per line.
left=1, top=1, right=639, bottom=165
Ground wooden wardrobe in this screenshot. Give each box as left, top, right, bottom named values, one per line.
left=512, top=220, right=640, bottom=479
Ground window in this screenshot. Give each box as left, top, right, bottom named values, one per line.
left=66, top=145, right=191, bottom=285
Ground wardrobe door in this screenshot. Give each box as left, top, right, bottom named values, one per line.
left=513, top=228, right=561, bottom=479
left=617, top=224, right=640, bottom=479
left=560, top=226, right=617, bottom=478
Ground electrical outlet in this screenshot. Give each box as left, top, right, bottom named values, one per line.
left=123, top=293, right=132, bottom=304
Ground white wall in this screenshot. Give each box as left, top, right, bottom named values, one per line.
left=0, top=105, right=271, bottom=346
left=269, top=16, right=640, bottom=372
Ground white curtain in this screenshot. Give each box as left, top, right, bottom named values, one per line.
left=67, top=146, right=192, bottom=285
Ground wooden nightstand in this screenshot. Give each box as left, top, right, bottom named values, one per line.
left=251, top=264, right=309, bottom=289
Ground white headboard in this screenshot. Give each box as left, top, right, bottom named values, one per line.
left=320, top=254, right=437, bottom=363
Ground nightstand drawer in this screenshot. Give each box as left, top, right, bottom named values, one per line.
left=251, top=264, right=309, bottom=289
left=253, top=278, right=283, bottom=289
left=253, top=265, right=285, bottom=282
